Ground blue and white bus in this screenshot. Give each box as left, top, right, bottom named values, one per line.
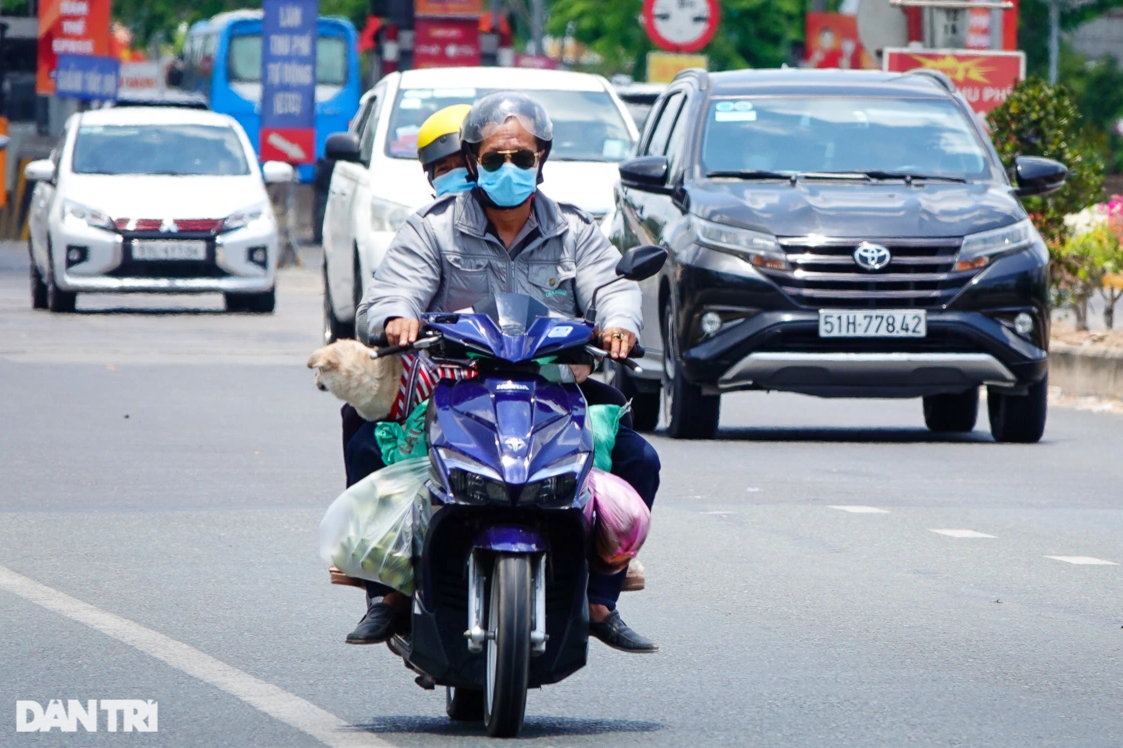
left=177, top=10, right=360, bottom=182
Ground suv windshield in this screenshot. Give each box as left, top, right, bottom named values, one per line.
left=701, top=96, right=992, bottom=180
left=72, top=124, right=251, bottom=176
left=385, top=88, right=634, bottom=162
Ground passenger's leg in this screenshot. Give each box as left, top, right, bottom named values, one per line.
left=587, top=426, right=660, bottom=653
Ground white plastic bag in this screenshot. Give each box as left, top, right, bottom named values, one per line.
left=319, top=457, right=429, bottom=595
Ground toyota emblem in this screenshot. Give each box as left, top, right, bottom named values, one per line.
left=853, top=242, right=892, bottom=271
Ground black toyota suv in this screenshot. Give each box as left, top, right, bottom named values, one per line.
left=607, top=68, right=1066, bottom=442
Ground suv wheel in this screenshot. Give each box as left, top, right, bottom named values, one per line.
left=30, top=244, right=48, bottom=310
left=610, top=361, right=659, bottom=432
left=322, top=260, right=351, bottom=343
left=662, top=305, right=720, bottom=439
left=988, top=376, right=1048, bottom=444
left=922, top=389, right=978, bottom=433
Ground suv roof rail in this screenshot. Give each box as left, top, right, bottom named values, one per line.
left=670, top=68, right=709, bottom=90
left=902, top=69, right=957, bottom=93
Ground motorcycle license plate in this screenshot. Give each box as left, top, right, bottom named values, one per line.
left=818, top=310, right=927, bottom=338
left=132, top=239, right=207, bottom=261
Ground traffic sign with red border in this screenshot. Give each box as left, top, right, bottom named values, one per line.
left=643, top=0, right=719, bottom=54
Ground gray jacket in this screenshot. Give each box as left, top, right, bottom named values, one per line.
left=356, top=190, right=641, bottom=343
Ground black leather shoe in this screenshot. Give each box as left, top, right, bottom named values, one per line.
left=345, top=601, right=398, bottom=645
left=589, top=610, right=658, bottom=653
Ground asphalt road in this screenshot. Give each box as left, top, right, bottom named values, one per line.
left=3, top=241, right=1123, bottom=747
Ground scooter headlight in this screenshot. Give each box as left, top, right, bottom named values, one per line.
left=521, top=454, right=589, bottom=506
left=437, top=448, right=506, bottom=504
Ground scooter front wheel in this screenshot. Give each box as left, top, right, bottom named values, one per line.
left=484, top=553, right=531, bottom=737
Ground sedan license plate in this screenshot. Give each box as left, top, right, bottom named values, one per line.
left=819, top=310, right=927, bottom=338
left=132, top=239, right=207, bottom=261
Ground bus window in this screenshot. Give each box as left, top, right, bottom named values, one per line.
left=227, top=34, right=348, bottom=85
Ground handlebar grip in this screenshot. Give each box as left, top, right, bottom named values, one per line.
left=372, top=333, right=390, bottom=347
left=629, top=343, right=646, bottom=359
left=370, top=343, right=411, bottom=359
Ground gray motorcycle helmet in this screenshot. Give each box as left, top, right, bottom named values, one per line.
left=459, top=90, right=554, bottom=147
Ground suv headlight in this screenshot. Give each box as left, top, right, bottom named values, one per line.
left=62, top=200, right=114, bottom=231
left=371, top=196, right=413, bottom=233
left=221, top=204, right=269, bottom=232
left=694, top=216, right=789, bottom=270
left=956, top=219, right=1035, bottom=271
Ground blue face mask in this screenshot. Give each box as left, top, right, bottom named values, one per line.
left=476, top=162, right=537, bottom=208
left=431, top=167, right=473, bottom=197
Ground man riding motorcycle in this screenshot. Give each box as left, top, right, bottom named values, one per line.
left=351, top=91, right=661, bottom=653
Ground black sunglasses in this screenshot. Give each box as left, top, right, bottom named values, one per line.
left=477, top=148, right=540, bottom=172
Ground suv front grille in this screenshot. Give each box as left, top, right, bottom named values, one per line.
left=767, top=237, right=969, bottom=309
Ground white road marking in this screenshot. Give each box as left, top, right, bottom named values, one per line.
left=0, top=564, right=389, bottom=748
left=930, top=529, right=997, bottom=538
left=1045, top=556, right=1118, bottom=565
left=829, top=505, right=890, bottom=514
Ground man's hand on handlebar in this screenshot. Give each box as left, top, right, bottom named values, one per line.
left=600, top=327, right=636, bottom=360
left=384, top=317, right=422, bottom=346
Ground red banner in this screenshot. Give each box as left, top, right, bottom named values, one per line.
left=804, top=13, right=874, bottom=70
left=413, top=18, right=480, bottom=68
left=883, top=48, right=1025, bottom=115
left=38, top=0, right=112, bottom=94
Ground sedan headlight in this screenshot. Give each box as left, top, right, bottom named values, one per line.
left=955, top=219, right=1035, bottom=271
left=62, top=200, right=114, bottom=231
left=694, top=216, right=790, bottom=270
left=371, top=196, right=413, bottom=233
left=221, top=204, right=270, bottom=232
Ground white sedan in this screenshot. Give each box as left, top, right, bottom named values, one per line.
left=26, top=107, right=293, bottom=313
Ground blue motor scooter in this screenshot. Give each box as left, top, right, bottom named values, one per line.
left=370, top=245, right=665, bottom=737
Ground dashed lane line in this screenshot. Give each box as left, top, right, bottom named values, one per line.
left=1045, top=556, right=1118, bottom=565
left=0, top=564, right=391, bottom=748
left=930, top=529, right=997, bottom=539
left=829, top=505, right=890, bottom=514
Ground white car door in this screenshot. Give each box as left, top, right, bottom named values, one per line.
left=29, top=124, right=71, bottom=272
left=324, top=92, right=379, bottom=322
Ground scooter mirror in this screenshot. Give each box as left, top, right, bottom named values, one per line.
left=615, top=244, right=667, bottom=281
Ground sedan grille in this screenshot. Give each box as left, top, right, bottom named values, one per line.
left=767, top=237, right=971, bottom=309
left=114, top=218, right=224, bottom=234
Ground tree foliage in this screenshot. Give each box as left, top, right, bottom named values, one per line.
left=988, top=77, right=1105, bottom=246
left=545, top=0, right=805, bottom=79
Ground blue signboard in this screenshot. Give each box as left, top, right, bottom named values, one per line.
left=260, top=0, right=318, bottom=164
left=55, top=54, right=119, bottom=101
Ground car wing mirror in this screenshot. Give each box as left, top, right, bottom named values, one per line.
left=325, top=132, right=362, bottom=163
left=615, top=244, right=667, bottom=281
left=1013, top=155, right=1067, bottom=197
left=262, top=160, right=295, bottom=184
left=24, top=159, right=56, bottom=183
left=618, top=155, right=671, bottom=194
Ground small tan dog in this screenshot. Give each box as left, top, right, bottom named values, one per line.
left=307, top=339, right=404, bottom=422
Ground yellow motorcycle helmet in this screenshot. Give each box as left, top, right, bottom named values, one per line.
left=417, top=104, right=472, bottom=175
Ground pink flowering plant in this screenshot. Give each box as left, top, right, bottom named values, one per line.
left=1059, top=196, right=1123, bottom=329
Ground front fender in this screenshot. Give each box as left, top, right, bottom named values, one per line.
left=472, top=526, right=548, bottom=554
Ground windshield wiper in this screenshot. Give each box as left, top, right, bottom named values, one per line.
left=705, top=169, right=798, bottom=184
left=804, top=170, right=968, bottom=184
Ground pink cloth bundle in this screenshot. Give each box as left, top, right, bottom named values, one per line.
left=583, top=468, right=651, bottom=574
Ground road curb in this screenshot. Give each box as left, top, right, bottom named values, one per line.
left=1049, top=343, right=1123, bottom=399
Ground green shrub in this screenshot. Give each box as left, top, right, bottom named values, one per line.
left=987, top=77, right=1105, bottom=246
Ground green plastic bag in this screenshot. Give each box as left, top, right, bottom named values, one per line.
left=375, top=401, right=429, bottom=465
left=588, top=403, right=628, bottom=471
